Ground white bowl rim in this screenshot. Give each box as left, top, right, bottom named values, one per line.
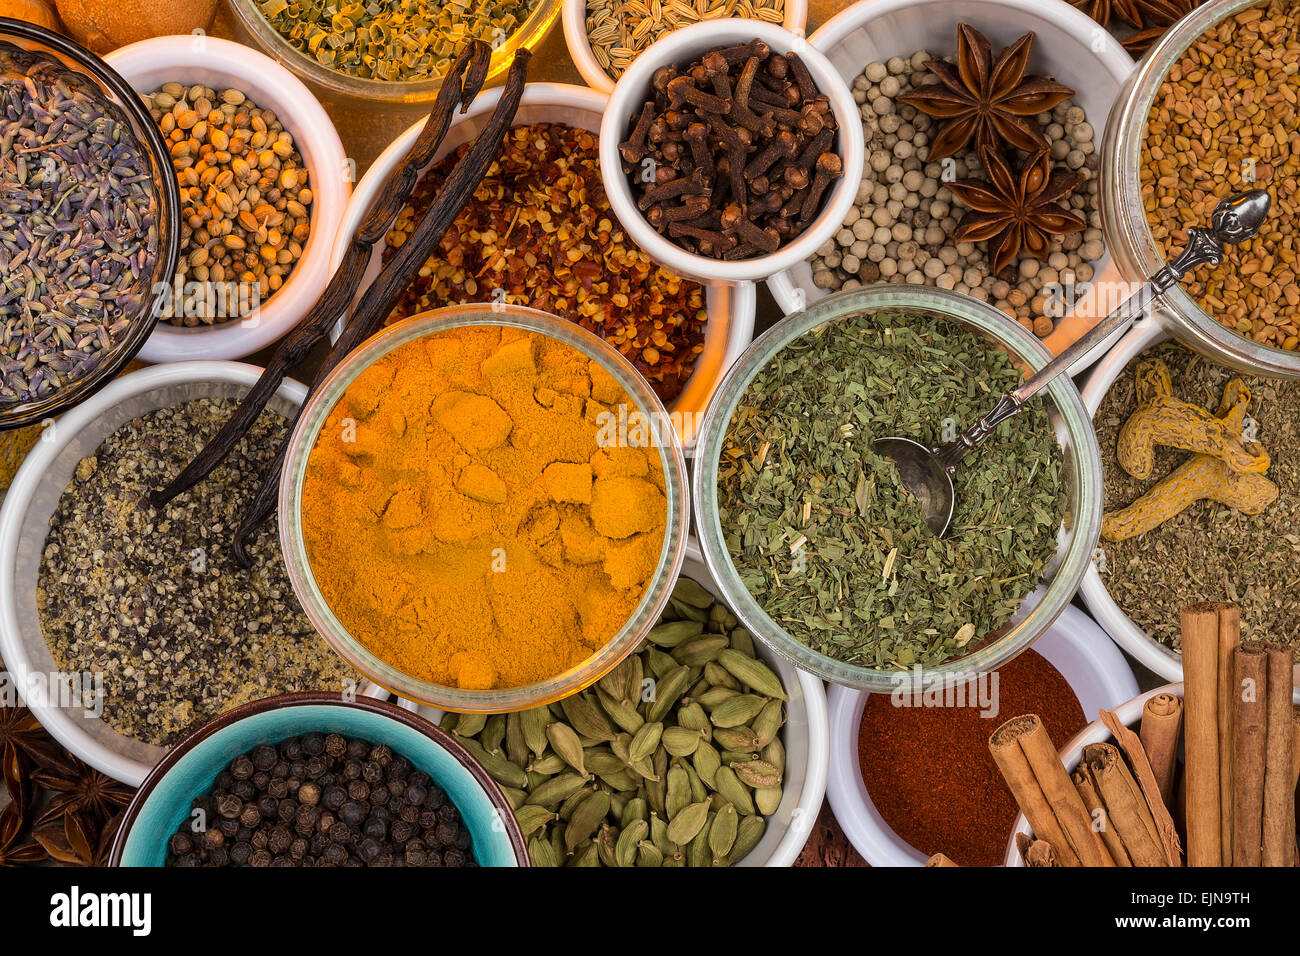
left=105, top=35, right=351, bottom=363
left=561, top=0, right=810, bottom=95
left=327, top=81, right=758, bottom=450
left=0, top=361, right=308, bottom=786
left=598, top=18, right=866, bottom=284
left=826, top=604, right=1139, bottom=866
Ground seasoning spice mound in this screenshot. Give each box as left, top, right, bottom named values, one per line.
left=1142, top=0, right=1300, bottom=349
left=585, top=0, right=786, bottom=81
left=857, top=648, right=1086, bottom=866
left=37, top=398, right=354, bottom=748
left=811, top=49, right=1103, bottom=338
left=448, top=576, right=787, bottom=867
left=166, top=736, right=477, bottom=867
left=384, top=123, right=707, bottom=403
left=143, top=82, right=313, bottom=327
left=1096, top=342, right=1300, bottom=654
left=0, top=43, right=160, bottom=403
left=256, top=0, right=539, bottom=82
left=300, top=325, right=668, bottom=691
left=718, top=309, right=1067, bottom=668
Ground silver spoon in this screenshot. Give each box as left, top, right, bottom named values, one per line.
left=875, top=189, right=1272, bottom=537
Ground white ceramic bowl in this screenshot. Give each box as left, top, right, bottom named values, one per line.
left=826, top=605, right=1139, bottom=866
left=764, top=0, right=1136, bottom=376
left=405, top=537, right=829, bottom=867
left=106, top=36, right=350, bottom=363
left=331, top=82, right=756, bottom=450
left=0, top=361, right=382, bottom=786
left=1004, top=681, right=1180, bottom=866
left=562, top=0, right=808, bottom=94
left=599, top=19, right=865, bottom=285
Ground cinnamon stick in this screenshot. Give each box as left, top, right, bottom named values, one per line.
left=1073, top=764, right=1132, bottom=866
left=1140, top=692, right=1183, bottom=809
left=925, top=853, right=958, bottom=867
left=1261, top=645, right=1295, bottom=867
left=990, top=715, right=1113, bottom=867
left=1216, top=603, right=1240, bottom=862
left=1232, top=641, right=1269, bottom=867
left=1084, top=743, right=1167, bottom=867
left=1181, top=602, right=1224, bottom=866
left=1099, top=708, right=1183, bottom=866
left=1017, top=833, right=1058, bottom=868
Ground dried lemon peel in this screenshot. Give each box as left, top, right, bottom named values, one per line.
left=1116, top=358, right=1269, bottom=479
left=1103, top=361, right=1278, bottom=542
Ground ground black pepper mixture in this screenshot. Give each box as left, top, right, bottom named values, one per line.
left=37, top=398, right=353, bottom=746
left=1096, top=342, right=1300, bottom=653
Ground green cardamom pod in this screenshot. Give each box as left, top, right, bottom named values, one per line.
left=703, top=661, right=742, bottom=691
left=713, top=766, right=757, bottom=815
left=623, top=654, right=645, bottom=708
left=615, top=820, right=647, bottom=867
left=665, top=765, right=691, bottom=820
left=559, top=784, right=596, bottom=821
left=688, top=815, right=713, bottom=867
left=569, top=842, right=601, bottom=867
left=561, top=694, right=616, bottom=742
left=565, top=790, right=612, bottom=850
left=671, top=577, right=715, bottom=608
left=519, top=706, right=551, bottom=758
left=546, top=721, right=588, bottom=777
left=583, top=749, right=626, bottom=776
left=596, top=824, right=619, bottom=867
left=720, top=749, right=760, bottom=765
left=439, top=713, right=459, bottom=733
left=661, top=725, right=702, bottom=757
left=646, top=619, right=705, bottom=648
left=481, top=714, right=507, bottom=755
left=684, top=763, right=708, bottom=803
left=672, top=634, right=729, bottom=667
left=728, top=815, right=766, bottom=864
left=529, top=834, right=559, bottom=867
left=671, top=599, right=710, bottom=623
left=527, top=753, right=567, bottom=776
left=596, top=769, right=640, bottom=792
left=636, top=841, right=664, bottom=867
left=458, top=737, right=528, bottom=790
left=762, top=737, right=785, bottom=775
left=676, top=701, right=710, bottom=732
left=514, top=804, right=555, bottom=838
left=505, top=711, right=529, bottom=768
left=628, top=721, right=663, bottom=764
left=712, top=726, right=760, bottom=752
left=710, top=694, right=767, bottom=728
left=692, top=740, right=722, bottom=788
left=598, top=655, right=636, bottom=699
left=751, top=699, right=785, bottom=749
left=524, top=772, right=586, bottom=808
left=621, top=797, right=648, bottom=828
left=649, top=812, right=674, bottom=856
left=695, top=686, right=739, bottom=710
left=647, top=647, right=678, bottom=679
left=717, top=649, right=788, bottom=701
left=646, top=665, right=691, bottom=723
left=709, top=803, right=739, bottom=859
left=596, top=687, right=645, bottom=734
left=499, top=786, right=527, bottom=811
left=755, top=785, right=782, bottom=815
left=729, top=628, right=756, bottom=657
left=666, top=800, right=711, bottom=845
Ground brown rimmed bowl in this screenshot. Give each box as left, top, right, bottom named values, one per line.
left=109, top=692, right=529, bottom=867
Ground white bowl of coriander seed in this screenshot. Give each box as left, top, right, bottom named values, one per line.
left=106, top=35, right=350, bottom=363
left=562, top=0, right=807, bottom=94
left=765, top=0, right=1135, bottom=370
left=330, top=82, right=757, bottom=450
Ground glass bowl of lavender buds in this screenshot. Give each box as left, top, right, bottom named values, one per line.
left=0, top=18, right=180, bottom=430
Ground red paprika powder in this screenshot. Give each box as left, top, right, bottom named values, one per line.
left=856, top=649, right=1086, bottom=867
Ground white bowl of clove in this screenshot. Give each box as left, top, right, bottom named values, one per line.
left=599, top=19, right=865, bottom=285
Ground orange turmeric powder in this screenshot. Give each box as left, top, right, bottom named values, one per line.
left=300, top=325, right=668, bottom=690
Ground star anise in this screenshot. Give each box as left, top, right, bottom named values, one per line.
left=0, top=803, right=45, bottom=867
left=0, top=703, right=74, bottom=815
left=899, top=25, right=1075, bottom=162
left=35, top=811, right=120, bottom=867
left=1072, top=0, right=1144, bottom=29
left=33, top=757, right=133, bottom=830
left=947, top=146, right=1086, bottom=275
left=1122, top=0, right=1205, bottom=54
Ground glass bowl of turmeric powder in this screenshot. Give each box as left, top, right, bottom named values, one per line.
left=278, top=304, right=690, bottom=712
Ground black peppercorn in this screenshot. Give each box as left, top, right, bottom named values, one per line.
left=208, top=846, right=229, bottom=867
left=218, top=818, right=240, bottom=839
left=267, top=777, right=289, bottom=800
left=390, top=821, right=414, bottom=844
left=257, top=795, right=278, bottom=819
left=250, top=829, right=269, bottom=850
left=405, top=845, right=427, bottom=866
left=370, top=806, right=392, bottom=824
left=302, top=732, right=326, bottom=756
left=347, top=779, right=369, bottom=802
left=362, top=760, right=383, bottom=784
left=322, top=843, right=347, bottom=866
left=252, top=744, right=278, bottom=771
left=444, top=848, right=466, bottom=867
left=289, top=838, right=307, bottom=860
left=363, top=816, right=387, bottom=840
left=298, top=782, right=321, bottom=806
left=229, top=842, right=252, bottom=866
left=346, top=738, right=369, bottom=759
left=280, top=737, right=303, bottom=760
left=328, top=822, right=352, bottom=845
left=214, top=770, right=235, bottom=790
left=368, top=785, right=389, bottom=806
left=250, top=848, right=273, bottom=867
left=322, top=785, right=346, bottom=811
left=405, top=784, right=427, bottom=806
left=425, top=786, right=448, bottom=809
left=435, top=823, right=456, bottom=846
left=409, top=771, right=430, bottom=788
left=201, top=828, right=224, bottom=850
left=357, top=836, right=381, bottom=862
left=217, top=793, right=242, bottom=819
left=271, top=761, right=290, bottom=780
left=325, top=733, right=346, bottom=758
left=239, top=803, right=261, bottom=829
left=388, top=756, right=410, bottom=780
left=232, top=779, right=255, bottom=802
left=342, top=759, right=363, bottom=781
left=305, top=755, right=328, bottom=779
left=251, top=771, right=270, bottom=791
left=436, top=804, right=458, bottom=824
left=168, top=833, right=193, bottom=855
left=268, top=825, right=292, bottom=855
left=400, top=805, right=421, bottom=825
left=277, top=800, right=297, bottom=824
left=369, top=744, right=393, bottom=766
left=230, top=755, right=254, bottom=780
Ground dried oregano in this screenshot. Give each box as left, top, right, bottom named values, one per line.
left=717, top=309, right=1067, bottom=668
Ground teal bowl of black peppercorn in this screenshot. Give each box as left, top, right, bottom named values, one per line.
left=109, top=693, right=529, bottom=867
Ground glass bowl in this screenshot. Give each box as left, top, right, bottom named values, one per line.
left=278, top=303, right=690, bottom=712
left=692, top=285, right=1104, bottom=692
left=225, top=0, right=560, bottom=108
left=1100, top=0, right=1300, bottom=378
left=0, top=19, right=181, bottom=430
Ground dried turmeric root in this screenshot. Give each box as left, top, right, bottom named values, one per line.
left=1102, top=455, right=1278, bottom=541
left=1116, top=359, right=1269, bottom=479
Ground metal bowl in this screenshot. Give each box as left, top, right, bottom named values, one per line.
left=692, top=284, right=1104, bottom=691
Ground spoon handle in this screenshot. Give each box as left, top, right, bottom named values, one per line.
left=934, top=189, right=1271, bottom=474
